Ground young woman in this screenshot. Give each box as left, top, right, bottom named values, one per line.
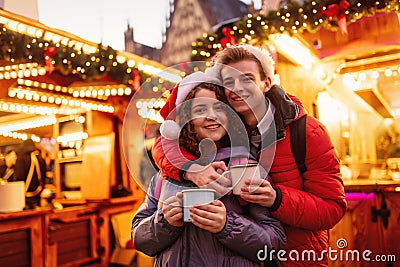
left=132, top=71, right=285, bottom=267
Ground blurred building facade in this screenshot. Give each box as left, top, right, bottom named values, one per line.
left=124, top=23, right=161, bottom=62
left=159, top=0, right=251, bottom=67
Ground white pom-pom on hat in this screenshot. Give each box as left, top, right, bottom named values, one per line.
left=159, top=120, right=181, bottom=140
left=159, top=71, right=222, bottom=140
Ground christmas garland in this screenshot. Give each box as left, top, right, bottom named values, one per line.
left=0, top=23, right=147, bottom=87
left=191, top=0, right=400, bottom=61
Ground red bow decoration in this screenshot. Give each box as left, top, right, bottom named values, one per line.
left=132, top=69, right=141, bottom=91
left=44, top=46, right=57, bottom=74
left=320, top=0, right=350, bottom=35
left=179, top=61, right=188, bottom=74
left=220, top=27, right=236, bottom=48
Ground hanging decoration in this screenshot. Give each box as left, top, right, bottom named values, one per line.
left=44, top=46, right=57, bottom=74
left=220, top=27, right=236, bottom=48
left=179, top=61, right=189, bottom=74
left=132, top=69, right=141, bottom=91
left=320, top=0, right=350, bottom=34
left=191, top=0, right=400, bottom=61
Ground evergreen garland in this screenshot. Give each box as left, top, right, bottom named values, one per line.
left=191, top=0, right=400, bottom=61
left=0, top=23, right=148, bottom=86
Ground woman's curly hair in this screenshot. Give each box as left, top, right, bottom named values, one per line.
left=177, top=82, right=248, bottom=158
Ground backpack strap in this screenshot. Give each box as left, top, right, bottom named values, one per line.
left=290, top=115, right=307, bottom=176
left=25, top=151, right=43, bottom=197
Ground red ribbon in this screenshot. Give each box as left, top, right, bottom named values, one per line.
left=220, top=27, right=236, bottom=48
left=132, top=69, right=141, bottom=91
left=320, top=0, right=350, bottom=34
left=44, top=46, right=57, bottom=74
left=179, top=61, right=188, bottom=73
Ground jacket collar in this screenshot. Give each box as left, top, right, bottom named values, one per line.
left=259, top=84, right=301, bottom=151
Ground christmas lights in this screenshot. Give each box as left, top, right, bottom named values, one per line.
left=191, top=0, right=400, bottom=61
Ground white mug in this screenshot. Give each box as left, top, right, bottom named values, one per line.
left=182, top=188, right=215, bottom=222
left=0, top=181, right=25, bottom=212
left=229, top=164, right=261, bottom=195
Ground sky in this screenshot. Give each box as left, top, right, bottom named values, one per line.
left=38, top=0, right=171, bottom=50
left=37, top=0, right=260, bottom=51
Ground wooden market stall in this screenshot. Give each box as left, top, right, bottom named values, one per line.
left=0, top=9, right=179, bottom=266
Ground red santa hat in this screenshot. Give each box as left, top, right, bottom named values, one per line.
left=159, top=71, right=221, bottom=140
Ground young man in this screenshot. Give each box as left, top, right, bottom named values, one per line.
left=153, top=44, right=346, bottom=266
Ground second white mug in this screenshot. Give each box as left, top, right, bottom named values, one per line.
left=229, top=164, right=261, bottom=195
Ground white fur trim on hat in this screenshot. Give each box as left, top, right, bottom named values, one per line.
left=176, top=71, right=221, bottom=106
left=204, top=65, right=222, bottom=81
left=241, top=44, right=275, bottom=80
